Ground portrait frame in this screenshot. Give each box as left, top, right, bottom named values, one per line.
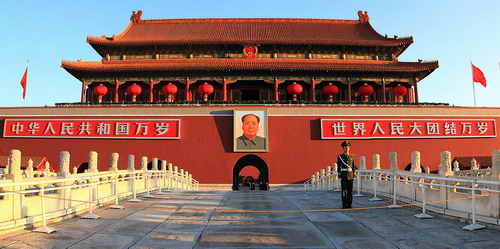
left=233, top=110, right=268, bottom=152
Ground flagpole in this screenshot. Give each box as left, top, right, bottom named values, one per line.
left=472, top=79, right=476, bottom=107
left=470, top=61, right=477, bottom=107
left=24, top=60, right=29, bottom=105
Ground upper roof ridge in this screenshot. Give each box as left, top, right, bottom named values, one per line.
left=138, top=17, right=361, bottom=25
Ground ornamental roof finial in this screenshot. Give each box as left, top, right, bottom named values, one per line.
left=357, top=10, right=369, bottom=23
left=130, top=10, right=143, bottom=24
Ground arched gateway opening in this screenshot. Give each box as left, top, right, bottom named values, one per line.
left=232, top=154, right=269, bottom=191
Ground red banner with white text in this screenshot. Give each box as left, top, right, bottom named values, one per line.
left=321, top=119, right=496, bottom=139
left=3, top=119, right=180, bottom=139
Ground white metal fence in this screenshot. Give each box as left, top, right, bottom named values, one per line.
left=0, top=149, right=199, bottom=234
left=304, top=150, right=500, bottom=231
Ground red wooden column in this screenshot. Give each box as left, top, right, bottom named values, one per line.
left=414, top=81, right=419, bottom=104
left=346, top=78, right=352, bottom=104
left=310, top=79, right=319, bottom=102
left=114, top=80, right=123, bottom=103
left=81, top=80, right=89, bottom=103
left=381, top=77, right=387, bottom=104
left=185, top=78, right=192, bottom=101
left=148, top=80, right=159, bottom=103
left=223, top=78, right=228, bottom=102
left=274, top=78, right=283, bottom=102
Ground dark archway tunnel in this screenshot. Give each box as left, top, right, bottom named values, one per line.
left=232, top=154, right=269, bottom=191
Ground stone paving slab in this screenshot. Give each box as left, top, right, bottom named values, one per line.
left=1, top=190, right=500, bottom=249
left=67, top=233, right=140, bottom=249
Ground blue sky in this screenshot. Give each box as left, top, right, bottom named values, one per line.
left=2, top=0, right=499, bottom=107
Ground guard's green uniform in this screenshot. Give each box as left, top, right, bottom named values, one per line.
left=337, top=153, right=356, bottom=208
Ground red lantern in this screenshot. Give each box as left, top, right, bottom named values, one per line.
left=393, top=84, right=407, bottom=103
left=286, top=83, right=303, bottom=101
left=162, top=83, right=178, bottom=103
left=127, top=83, right=142, bottom=103
left=93, top=84, right=108, bottom=103
left=358, top=83, right=374, bottom=102
left=393, top=85, right=407, bottom=96
left=322, top=83, right=339, bottom=103
left=198, top=82, right=214, bottom=101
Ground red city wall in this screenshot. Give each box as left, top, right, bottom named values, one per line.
left=1, top=112, right=498, bottom=184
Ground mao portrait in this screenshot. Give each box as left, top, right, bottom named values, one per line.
left=234, top=111, right=268, bottom=152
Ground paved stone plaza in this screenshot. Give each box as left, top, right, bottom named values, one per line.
left=0, top=190, right=500, bottom=249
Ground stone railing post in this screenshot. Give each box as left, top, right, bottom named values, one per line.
left=89, top=151, right=98, bottom=173
left=390, top=152, right=398, bottom=171
left=439, top=151, right=453, bottom=177
left=320, top=169, right=326, bottom=190
left=411, top=151, right=422, bottom=173
left=327, top=166, right=333, bottom=190
left=141, top=156, right=148, bottom=171
left=26, top=158, right=34, bottom=178
left=372, top=154, right=381, bottom=170
left=8, top=149, right=22, bottom=182
left=185, top=171, right=190, bottom=190
left=188, top=173, right=193, bottom=190
left=371, top=153, right=381, bottom=183
left=152, top=158, right=158, bottom=171
left=44, top=162, right=51, bottom=176
left=333, top=163, right=340, bottom=191
left=128, top=155, right=135, bottom=171
left=160, top=160, right=167, bottom=192
left=180, top=169, right=185, bottom=189
left=360, top=156, right=367, bottom=170
left=110, top=153, right=119, bottom=172
left=58, top=151, right=71, bottom=177
left=167, top=163, right=173, bottom=189
left=174, top=166, right=179, bottom=189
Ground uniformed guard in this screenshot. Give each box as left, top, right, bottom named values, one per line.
left=337, top=141, right=356, bottom=208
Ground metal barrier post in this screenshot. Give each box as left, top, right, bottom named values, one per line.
left=354, top=171, right=363, bottom=197
left=109, top=173, right=124, bottom=209
left=81, top=180, right=100, bottom=219
left=129, top=172, right=142, bottom=202
left=463, top=180, right=485, bottom=231
left=33, top=186, right=56, bottom=233
left=415, top=181, right=432, bottom=219
left=157, top=170, right=164, bottom=194
left=143, top=171, right=154, bottom=198
left=369, top=172, right=382, bottom=201
left=388, top=170, right=401, bottom=208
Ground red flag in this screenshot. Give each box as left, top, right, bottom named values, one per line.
left=36, top=157, right=48, bottom=171
left=471, top=64, right=487, bottom=87
left=20, top=66, right=28, bottom=99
